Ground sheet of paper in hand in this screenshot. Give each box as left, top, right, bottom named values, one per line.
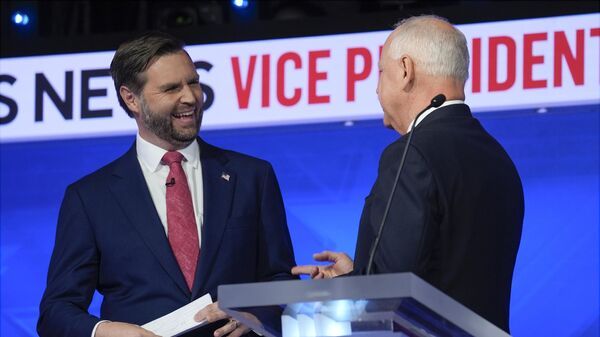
left=142, top=293, right=213, bottom=337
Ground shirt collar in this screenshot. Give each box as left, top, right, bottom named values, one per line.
left=136, top=134, right=200, bottom=172
left=407, top=100, right=465, bottom=133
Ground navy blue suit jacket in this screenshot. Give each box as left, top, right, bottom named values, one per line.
left=353, top=104, right=523, bottom=332
left=38, top=138, right=297, bottom=337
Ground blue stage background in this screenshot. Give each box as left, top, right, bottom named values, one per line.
left=1, top=103, right=598, bottom=336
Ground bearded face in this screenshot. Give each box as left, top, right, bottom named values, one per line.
left=130, top=51, right=204, bottom=150
left=139, top=93, right=201, bottom=147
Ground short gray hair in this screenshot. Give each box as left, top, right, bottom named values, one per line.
left=388, top=15, right=469, bottom=84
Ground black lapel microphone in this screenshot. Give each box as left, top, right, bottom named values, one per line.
left=365, top=94, right=446, bottom=275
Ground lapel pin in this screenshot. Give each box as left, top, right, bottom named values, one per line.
left=221, top=172, right=230, bottom=182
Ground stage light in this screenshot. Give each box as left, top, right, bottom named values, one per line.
left=12, top=12, right=30, bottom=26
left=232, top=0, right=249, bottom=9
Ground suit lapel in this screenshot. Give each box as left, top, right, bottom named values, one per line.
left=192, top=139, right=235, bottom=297
left=109, top=144, right=191, bottom=297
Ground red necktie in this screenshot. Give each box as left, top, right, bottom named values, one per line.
left=162, top=151, right=199, bottom=291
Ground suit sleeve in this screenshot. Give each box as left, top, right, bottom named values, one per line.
left=354, top=142, right=439, bottom=275
left=239, top=163, right=297, bottom=334
left=38, top=185, right=100, bottom=337
left=256, top=163, right=298, bottom=282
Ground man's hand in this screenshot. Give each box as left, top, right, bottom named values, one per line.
left=291, top=251, right=354, bottom=279
left=194, top=302, right=260, bottom=337
left=95, top=321, right=160, bottom=337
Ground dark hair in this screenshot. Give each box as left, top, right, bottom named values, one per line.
left=110, top=31, right=185, bottom=116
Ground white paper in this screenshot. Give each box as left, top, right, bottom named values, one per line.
left=142, top=293, right=213, bottom=337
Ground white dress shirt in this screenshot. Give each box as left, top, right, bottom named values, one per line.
left=407, top=100, right=465, bottom=133
left=136, top=133, right=204, bottom=241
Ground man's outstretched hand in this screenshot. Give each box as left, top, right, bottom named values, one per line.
left=291, top=251, right=354, bottom=279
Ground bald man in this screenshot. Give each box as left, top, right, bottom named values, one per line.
left=293, top=15, right=524, bottom=333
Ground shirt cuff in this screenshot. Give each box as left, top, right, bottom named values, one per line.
left=91, top=320, right=111, bottom=337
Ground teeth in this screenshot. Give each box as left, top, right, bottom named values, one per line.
left=173, top=111, right=194, bottom=118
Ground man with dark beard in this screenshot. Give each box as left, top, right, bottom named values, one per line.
left=38, top=32, right=297, bottom=337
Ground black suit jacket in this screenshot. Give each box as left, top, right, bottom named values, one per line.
left=38, top=138, right=297, bottom=337
left=353, top=104, right=524, bottom=332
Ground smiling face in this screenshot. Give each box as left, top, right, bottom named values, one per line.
left=122, top=50, right=203, bottom=150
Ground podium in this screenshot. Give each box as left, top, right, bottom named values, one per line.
left=218, top=273, right=511, bottom=337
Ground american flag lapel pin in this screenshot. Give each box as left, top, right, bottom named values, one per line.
left=221, top=172, right=230, bottom=182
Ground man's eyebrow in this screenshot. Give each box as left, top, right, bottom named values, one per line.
left=158, top=82, right=179, bottom=90
left=157, top=75, right=200, bottom=90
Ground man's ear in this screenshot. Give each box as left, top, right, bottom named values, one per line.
left=119, top=86, right=141, bottom=117
left=398, top=55, right=415, bottom=91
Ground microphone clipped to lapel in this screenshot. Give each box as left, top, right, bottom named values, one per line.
left=220, top=172, right=230, bottom=182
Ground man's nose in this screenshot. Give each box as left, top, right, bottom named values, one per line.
left=180, top=84, right=198, bottom=104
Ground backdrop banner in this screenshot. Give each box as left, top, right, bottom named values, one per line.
left=1, top=13, right=598, bottom=142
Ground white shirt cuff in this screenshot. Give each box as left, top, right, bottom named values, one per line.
left=91, top=320, right=111, bottom=337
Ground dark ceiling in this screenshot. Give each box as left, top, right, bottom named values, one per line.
left=1, top=0, right=598, bottom=58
